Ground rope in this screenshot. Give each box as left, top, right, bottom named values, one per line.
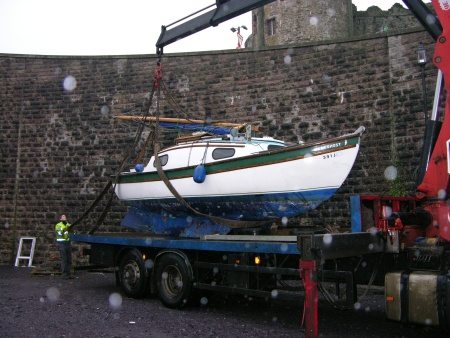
left=72, top=60, right=160, bottom=233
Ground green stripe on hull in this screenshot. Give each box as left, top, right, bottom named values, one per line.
left=114, top=136, right=360, bottom=184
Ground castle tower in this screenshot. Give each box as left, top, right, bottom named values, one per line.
left=251, top=0, right=353, bottom=49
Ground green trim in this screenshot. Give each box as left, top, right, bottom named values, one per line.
left=114, top=136, right=360, bottom=184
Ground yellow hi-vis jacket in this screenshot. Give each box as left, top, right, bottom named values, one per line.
left=55, top=222, right=71, bottom=242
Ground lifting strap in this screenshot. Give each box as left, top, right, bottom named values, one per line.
left=152, top=77, right=270, bottom=229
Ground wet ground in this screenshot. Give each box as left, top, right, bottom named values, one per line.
left=0, top=265, right=446, bottom=337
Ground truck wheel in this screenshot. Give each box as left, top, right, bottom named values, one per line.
left=119, top=251, right=148, bottom=299
left=156, top=253, right=192, bottom=309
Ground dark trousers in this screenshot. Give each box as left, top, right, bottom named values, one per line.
left=57, top=241, right=72, bottom=276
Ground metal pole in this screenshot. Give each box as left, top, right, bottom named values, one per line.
left=300, top=259, right=319, bottom=338
left=420, top=64, right=428, bottom=124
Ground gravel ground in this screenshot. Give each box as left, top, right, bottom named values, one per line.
left=0, top=265, right=446, bottom=338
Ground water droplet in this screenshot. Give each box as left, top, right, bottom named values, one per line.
left=161, top=272, right=168, bottom=280
left=284, top=55, right=292, bottom=64
left=323, top=233, right=332, bottom=245
left=281, top=217, right=288, bottom=227
left=280, top=243, right=288, bottom=252
left=109, top=293, right=122, bottom=309
left=310, top=16, right=319, bottom=26
left=425, top=318, right=433, bottom=325
left=222, top=255, right=227, bottom=261
left=354, top=302, right=361, bottom=310
left=62, top=75, right=77, bottom=92
left=384, top=165, right=398, bottom=181
left=213, top=267, right=219, bottom=274
left=362, top=261, right=367, bottom=268
left=145, top=259, right=154, bottom=269
left=368, top=244, right=374, bottom=251
left=438, top=189, right=446, bottom=199
left=271, top=290, right=279, bottom=299
left=200, top=297, right=208, bottom=305
left=364, top=306, right=370, bottom=312
left=425, top=14, right=436, bottom=26
left=323, top=74, right=331, bottom=83
left=272, top=316, right=278, bottom=322
left=304, top=153, right=314, bottom=163
left=327, top=8, right=336, bottom=17
left=145, top=238, right=152, bottom=245
left=46, top=287, right=60, bottom=302
left=186, top=216, right=193, bottom=224
left=101, top=105, right=110, bottom=115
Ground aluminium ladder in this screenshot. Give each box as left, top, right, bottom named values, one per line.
left=14, top=237, right=36, bottom=267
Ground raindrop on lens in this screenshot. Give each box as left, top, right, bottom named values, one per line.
left=62, top=75, right=77, bottom=92
left=101, top=105, right=110, bottom=115
left=323, top=233, right=332, bottom=245
left=310, top=16, right=319, bottom=26
left=145, top=238, right=152, bottom=245
left=327, top=8, right=336, bottom=16
left=271, top=290, right=279, bottom=299
left=280, top=243, right=288, bottom=252
left=213, top=267, right=219, bottom=274
left=354, top=302, right=361, bottom=310
left=109, top=293, right=122, bottom=309
left=46, top=287, right=60, bottom=302
left=161, top=272, right=168, bottom=280
left=186, top=216, right=193, bottom=224
left=200, top=297, right=208, bottom=305
left=145, top=259, right=154, bottom=269
left=384, top=165, right=398, bottom=181
left=426, top=14, right=436, bottom=26
left=272, top=316, right=278, bottom=323
left=438, top=189, right=446, bottom=199
left=284, top=55, right=292, bottom=64
left=281, top=217, right=288, bottom=227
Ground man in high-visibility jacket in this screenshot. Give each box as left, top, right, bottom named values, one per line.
left=55, top=214, right=74, bottom=279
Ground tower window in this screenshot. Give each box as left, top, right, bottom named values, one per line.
left=267, top=18, right=277, bottom=36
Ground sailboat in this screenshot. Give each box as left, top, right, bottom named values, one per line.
left=113, top=115, right=364, bottom=237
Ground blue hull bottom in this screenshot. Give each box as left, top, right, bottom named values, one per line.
left=120, top=188, right=338, bottom=237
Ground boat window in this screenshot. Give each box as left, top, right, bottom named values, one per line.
left=153, top=154, right=168, bottom=167
left=268, top=144, right=284, bottom=151
left=212, top=148, right=235, bottom=160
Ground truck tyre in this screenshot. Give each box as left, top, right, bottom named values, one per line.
left=119, top=250, right=148, bottom=299
left=156, top=253, right=192, bottom=309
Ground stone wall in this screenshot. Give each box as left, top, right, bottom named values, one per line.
left=0, top=29, right=439, bottom=265
left=353, top=3, right=428, bottom=36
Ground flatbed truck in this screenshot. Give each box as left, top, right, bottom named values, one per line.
left=71, top=230, right=385, bottom=310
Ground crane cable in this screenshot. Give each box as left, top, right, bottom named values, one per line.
left=71, top=57, right=161, bottom=233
